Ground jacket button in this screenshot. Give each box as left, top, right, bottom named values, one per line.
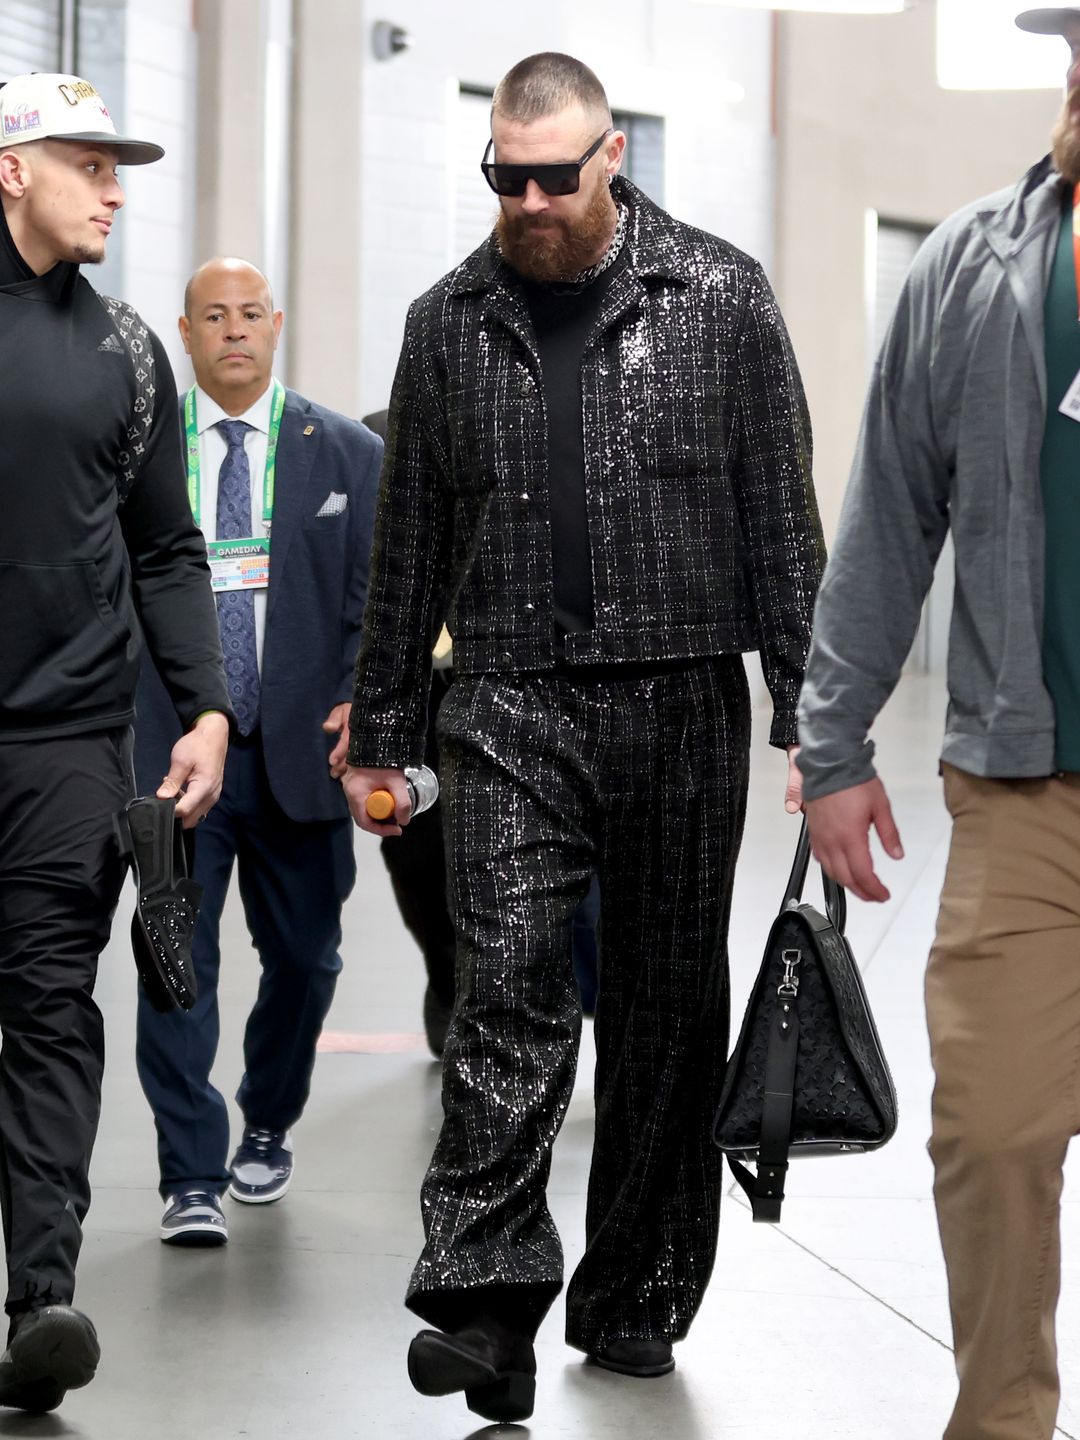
left=499, top=650, right=513, bottom=665
left=518, top=491, right=529, bottom=505
left=524, top=602, right=536, bottom=613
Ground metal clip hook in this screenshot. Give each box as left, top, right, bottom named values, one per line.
left=777, top=948, right=801, bottom=997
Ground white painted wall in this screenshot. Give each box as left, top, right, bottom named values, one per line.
left=76, top=0, right=196, bottom=380
left=121, top=0, right=197, bottom=380
left=287, top=0, right=364, bottom=416
left=356, top=0, right=776, bottom=415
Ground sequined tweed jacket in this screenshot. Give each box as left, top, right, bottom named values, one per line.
left=349, top=177, right=824, bottom=768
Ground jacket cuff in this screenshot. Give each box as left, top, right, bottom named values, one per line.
left=178, top=699, right=236, bottom=735
left=795, top=746, right=878, bottom=802
left=347, top=743, right=420, bottom=769
left=346, top=709, right=423, bottom=770
left=769, top=711, right=800, bottom=750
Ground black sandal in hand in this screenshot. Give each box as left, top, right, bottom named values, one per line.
left=115, top=796, right=201, bottom=1013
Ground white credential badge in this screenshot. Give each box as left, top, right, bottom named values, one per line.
left=1059, top=369, right=1080, bottom=423
left=207, top=537, right=270, bottom=593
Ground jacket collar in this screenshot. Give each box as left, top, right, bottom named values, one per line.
left=448, top=175, right=693, bottom=301
left=977, top=155, right=1067, bottom=413
left=978, top=154, right=1066, bottom=262
left=0, top=195, right=78, bottom=303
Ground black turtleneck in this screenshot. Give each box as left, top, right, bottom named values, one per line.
left=0, top=200, right=230, bottom=739
left=0, top=203, right=78, bottom=300
left=521, top=247, right=626, bottom=651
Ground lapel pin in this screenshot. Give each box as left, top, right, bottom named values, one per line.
left=303, top=424, right=315, bottom=436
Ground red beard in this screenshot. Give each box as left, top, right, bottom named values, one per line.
left=496, top=174, right=616, bottom=284
left=1052, top=91, right=1080, bottom=184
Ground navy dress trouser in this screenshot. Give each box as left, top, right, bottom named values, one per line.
left=135, top=729, right=356, bottom=1198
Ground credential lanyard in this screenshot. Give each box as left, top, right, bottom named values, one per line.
left=1073, top=183, right=1080, bottom=321
left=184, top=378, right=286, bottom=529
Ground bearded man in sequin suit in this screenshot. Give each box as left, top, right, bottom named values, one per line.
left=343, top=51, right=824, bottom=1425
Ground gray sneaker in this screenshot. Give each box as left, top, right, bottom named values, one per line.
left=160, top=1190, right=229, bottom=1246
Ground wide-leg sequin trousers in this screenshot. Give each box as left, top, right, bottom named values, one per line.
left=404, top=657, right=751, bottom=1352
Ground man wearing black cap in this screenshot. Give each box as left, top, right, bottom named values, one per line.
left=798, top=7, right=1080, bottom=1437
left=0, top=73, right=229, bottom=1411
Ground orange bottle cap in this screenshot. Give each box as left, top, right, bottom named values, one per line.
left=366, top=790, right=396, bottom=821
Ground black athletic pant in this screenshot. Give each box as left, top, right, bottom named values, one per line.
left=0, top=731, right=131, bottom=1318
left=405, top=659, right=750, bottom=1352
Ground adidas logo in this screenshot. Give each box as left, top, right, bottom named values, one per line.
left=98, top=333, right=125, bottom=354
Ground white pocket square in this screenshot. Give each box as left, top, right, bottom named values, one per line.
left=315, top=491, right=348, bottom=518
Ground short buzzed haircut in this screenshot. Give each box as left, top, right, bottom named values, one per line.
left=492, top=53, right=612, bottom=129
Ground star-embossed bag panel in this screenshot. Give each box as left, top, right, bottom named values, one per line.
left=714, top=818, right=897, bottom=1221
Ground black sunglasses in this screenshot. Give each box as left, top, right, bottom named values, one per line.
left=480, top=129, right=612, bottom=198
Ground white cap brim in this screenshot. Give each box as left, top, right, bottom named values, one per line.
left=1016, top=7, right=1080, bottom=33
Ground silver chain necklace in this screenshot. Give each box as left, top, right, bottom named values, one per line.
left=568, top=201, right=628, bottom=285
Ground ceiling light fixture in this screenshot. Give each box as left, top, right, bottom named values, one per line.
left=692, top=1, right=906, bottom=13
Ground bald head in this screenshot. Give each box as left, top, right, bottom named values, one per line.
left=180, top=256, right=282, bottom=415
left=184, top=256, right=274, bottom=318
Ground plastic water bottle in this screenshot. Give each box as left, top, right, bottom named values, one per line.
left=402, top=764, right=439, bottom=817
left=365, top=764, right=439, bottom=822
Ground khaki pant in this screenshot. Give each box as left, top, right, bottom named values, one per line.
left=928, top=764, right=1080, bottom=1440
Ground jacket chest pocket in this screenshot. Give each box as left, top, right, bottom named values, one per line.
left=602, top=317, right=732, bottom=481
left=300, top=510, right=348, bottom=546
left=445, top=366, right=541, bottom=496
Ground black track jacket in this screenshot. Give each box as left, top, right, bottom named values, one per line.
left=0, top=217, right=228, bottom=741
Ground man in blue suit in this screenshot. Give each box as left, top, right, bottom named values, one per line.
left=134, top=257, right=381, bottom=1245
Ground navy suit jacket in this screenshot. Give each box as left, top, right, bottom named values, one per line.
left=134, top=387, right=382, bottom=824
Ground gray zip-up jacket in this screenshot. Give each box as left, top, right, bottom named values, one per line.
left=797, top=156, right=1067, bottom=800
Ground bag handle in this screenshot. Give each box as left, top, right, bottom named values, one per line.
left=781, top=815, right=847, bottom=934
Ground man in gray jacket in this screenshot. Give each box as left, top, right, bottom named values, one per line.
left=798, top=7, right=1080, bottom=1437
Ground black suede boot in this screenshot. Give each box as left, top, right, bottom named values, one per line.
left=589, top=1337, right=675, bottom=1377
left=408, top=1312, right=536, bottom=1422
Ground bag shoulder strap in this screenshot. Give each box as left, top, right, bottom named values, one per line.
left=727, top=962, right=801, bottom=1220
left=97, top=293, right=156, bottom=507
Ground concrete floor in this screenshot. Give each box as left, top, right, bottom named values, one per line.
left=11, top=672, right=1080, bottom=1439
